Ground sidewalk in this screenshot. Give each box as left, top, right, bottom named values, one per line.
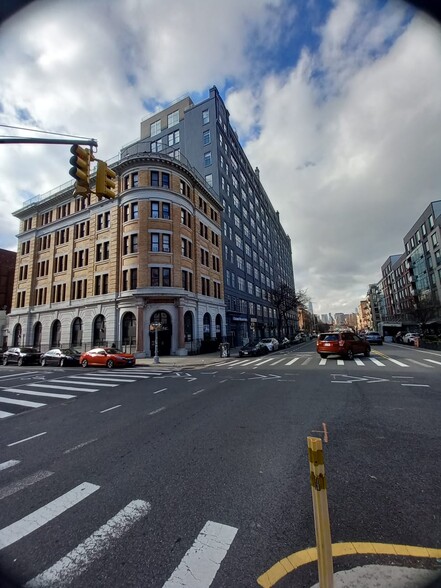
left=134, top=351, right=232, bottom=368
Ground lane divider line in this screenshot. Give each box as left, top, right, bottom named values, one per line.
left=257, top=542, right=441, bottom=588
left=7, top=432, right=47, bottom=447
left=153, top=388, right=167, bottom=395
left=0, top=460, right=20, bottom=472
left=149, top=407, right=165, bottom=415
left=0, top=470, right=54, bottom=501
left=100, top=405, right=122, bottom=413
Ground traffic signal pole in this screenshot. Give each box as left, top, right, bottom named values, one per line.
left=0, top=138, right=97, bottom=147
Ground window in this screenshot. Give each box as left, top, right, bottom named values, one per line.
left=182, top=270, right=193, bottom=291
left=35, top=287, right=47, bottom=306
left=54, top=256, right=67, bottom=273
left=151, top=171, right=159, bottom=186
left=19, top=265, right=28, bottom=281
left=41, top=210, right=53, bottom=226
left=151, top=202, right=159, bottom=218
left=235, top=234, right=243, bottom=249
left=237, top=277, right=245, bottom=291
left=201, top=248, right=209, bottom=266
left=168, top=110, right=179, bottom=127
left=180, top=180, right=190, bottom=197
left=151, top=120, right=161, bottom=136
left=202, top=109, right=209, bottom=124
left=52, top=283, right=67, bottom=303
left=162, top=202, right=170, bottom=219
left=181, top=208, right=191, bottom=227
left=203, top=129, right=211, bottom=145
left=74, top=221, right=90, bottom=239
left=205, top=174, right=213, bottom=187
left=162, top=234, right=170, bottom=252
left=73, top=249, right=89, bottom=269
left=124, top=202, right=138, bottom=221
left=94, top=274, right=109, bottom=296
left=23, top=218, right=33, bottom=231
left=162, top=173, right=170, bottom=188
left=236, top=255, right=244, bottom=270
left=201, top=277, right=210, bottom=296
left=429, top=214, right=434, bottom=229
left=181, top=238, right=192, bottom=258
left=151, top=233, right=159, bottom=252
left=431, top=233, right=439, bottom=248
left=421, top=222, right=427, bottom=237
left=16, top=291, right=26, bottom=308
left=247, top=281, right=254, bottom=295
left=151, top=267, right=160, bottom=287
left=204, top=152, right=212, bottom=166
left=162, top=268, right=171, bottom=287
left=211, top=231, right=219, bottom=246
left=168, top=130, right=180, bottom=146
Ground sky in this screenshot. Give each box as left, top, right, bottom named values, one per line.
left=0, top=0, right=440, bottom=316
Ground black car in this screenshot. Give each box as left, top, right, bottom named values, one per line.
left=40, top=348, right=82, bottom=367
left=239, top=342, right=269, bottom=357
left=2, top=347, right=41, bottom=366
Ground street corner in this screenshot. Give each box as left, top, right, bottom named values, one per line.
left=256, top=543, right=441, bottom=588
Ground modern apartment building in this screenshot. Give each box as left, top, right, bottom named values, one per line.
left=123, top=86, right=296, bottom=345
left=9, top=152, right=224, bottom=356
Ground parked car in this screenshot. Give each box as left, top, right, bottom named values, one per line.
left=239, top=342, right=269, bottom=357
left=260, top=338, right=279, bottom=352
left=79, top=347, right=136, bottom=368
left=394, top=331, right=404, bottom=343
left=40, top=348, right=81, bottom=367
left=294, top=333, right=307, bottom=343
left=2, top=347, right=42, bottom=366
left=403, top=333, right=421, bottom=345
left=364, top=331, right=383, bottom=345
left=316, top=332, right=371, bottom=360
left=278, top=337, right=291, bottom=349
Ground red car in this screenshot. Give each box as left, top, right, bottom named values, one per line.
left=316, top=332, right=371, bottom=360
left=79, top=347, right=136, bottom=369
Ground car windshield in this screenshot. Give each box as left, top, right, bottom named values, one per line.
left=322, top=335, right=339, bottom=341
left=105, top=347, right=122, bottom=353
left=21, top=347, right=38, bottom=353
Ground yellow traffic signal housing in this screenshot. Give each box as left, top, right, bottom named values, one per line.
left=96, top=160, right=117, bottom=199
left=69, top=145, right=90, bottom=195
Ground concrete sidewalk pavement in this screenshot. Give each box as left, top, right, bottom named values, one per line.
left=134, top=351, right=233, bottom=369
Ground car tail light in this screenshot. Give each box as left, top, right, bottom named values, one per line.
left=339, top=340, right=344, bottom=347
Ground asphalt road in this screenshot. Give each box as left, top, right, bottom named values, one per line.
left=0, top=341, right=440, bottom=587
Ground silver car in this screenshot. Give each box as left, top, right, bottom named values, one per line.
left=260, top=338, right=279, bottom=351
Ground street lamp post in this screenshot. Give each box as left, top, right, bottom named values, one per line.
left=150, top=322, right=162, bottom=364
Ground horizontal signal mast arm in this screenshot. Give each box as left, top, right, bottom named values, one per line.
left=0, top=138, right=98, bottom=147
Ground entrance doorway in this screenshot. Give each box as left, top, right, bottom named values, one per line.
left=149, top=310, right=172, bottom=356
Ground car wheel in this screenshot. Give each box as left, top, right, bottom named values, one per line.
left=106, top=359, right=114, bottom=369
left=81, top=359, right=88, bottom=368
left=60, top=359, right=65, bottom=367
left=41, top=358, right=46, bottom=366
left=17, top=357, right=23, bottom=366
left=364, top=348, right=371, bottom=357
left=320, top=353, right=328, bottom=358
left=346, top=349, right=354, bottom=360
left=3, top=357, right=8, bottom=366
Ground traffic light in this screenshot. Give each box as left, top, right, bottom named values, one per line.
left=69, top=145, right=90, bottom=195
left=96, top=160, right=117, bottom=199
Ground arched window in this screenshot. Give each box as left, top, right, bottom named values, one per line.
left=51, top=320, right=61, bottom=348
left=93, top=315, right=106, bottom=346
left=33, top=322, right=42, bottom=349
left=71, top=317, right=82, bottom=347
left=13, top=323, right=22, bottom=346
left=122, top=312, right=136, bottom=346
left=215, top=314, right=222, bottom=341
left=203, top=312, right=211, bottom=341
left=184, top=311, right=193, bottom=342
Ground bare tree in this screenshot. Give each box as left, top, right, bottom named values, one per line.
left=412, top=293, right=441, bottom=332
left=269, top=283, right=309, bottom=339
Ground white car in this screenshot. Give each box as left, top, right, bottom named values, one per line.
left=403, top=332, right=421, bottom=345
left=260, top=338, right=279, bottom=351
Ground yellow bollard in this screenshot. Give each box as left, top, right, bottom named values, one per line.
left=307, top=437, right=334, bottom=588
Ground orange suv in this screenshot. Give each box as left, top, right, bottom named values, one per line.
left=316, top=332, right=371, bottom=360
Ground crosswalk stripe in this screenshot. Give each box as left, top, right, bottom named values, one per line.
left=50, top=379, right=119, bottom=388
left=286, top=358, right=300, bottom=365
left=354, top=358, right=364, bottom=366
left=241, top=358, right=264, bottom=366
left=1, top=388, right=75, bottom=399
left=425, top=359, right=441, bottom=366
left=0, top=470, right=54, bottom=501
left=0, top=396, right=45, bottom=408
left=407, top=359, right=434, bottom=368
left=26, top=500, right=151, bottom=588
left=0, top=410, right=14, bottom=419
left=70, top=376, right=136, bottom=383
left=162, top=521, right=238, bottom=588
left=387, top=358, right=409, bottom=367
left=0, top=482, right=99, bottom=550
left=0, top=460, right=20, bottom=472
left=253, top=358, right=274, bottom=367
left=319, top=359, right=327, bottom=366
left=29, top=384, right=98, bottom=392
left=369, top=358, right=385, bottom=366
left=226, top=360, right=246, bottom=366
left=269, top=359, right=285, bottom=366
left=302, top=357, right=312, bottom=365
left=336, top=360, right=344, bottom=366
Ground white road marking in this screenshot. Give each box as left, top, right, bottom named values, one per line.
left=369, top=358, right=385, bottom=366
left=302, top=357, right=313, bottom=365
left=319, top=359, right=327, bottom=366
left=354, top=358, right=364, bottom=366
left=401, top=383, right=430, bottom=387
left=64, top=439, right=97, bottom=454
left=149, top=407, right=166, bottom=415
left=286, top=358, right=300, bottom=365
left=219, top=380, right=227, bottom=384
left=0, top=482, right=99, bottom=550
left=253, top=358, right=274, bottom=367
left=25, top=500, right=151, bottom=588
left=336, top=360, right=344, bottom=366
left=29, top=384, right=98, bottom=392
left=269, top=359, right=285, bottom=366
left=49, top=379, right=118, bottom=388
left=192, top=389, right=205, bottom=395
left=241, top=358, right=264, bottom=366
left=2, top=388, right=75, bottom=399
left=425, top=359, right=441, bottom=366
left=100, top=405, right=122, bottom=413
left=387, top=358, right=409, bottom=367
left=0, top=372, right=40, bottom=379
left=0, top=470, right=54, bottom=501
left=162, top=520, right=238, bottom=588
left=153, top=388, right=167, bottom=395
left=0, top=410, right=14, bottom=419
left=69, top=376, right=136, bottom=383
left=227, top=360, right=249, bottom=367
left=7, top=432, right=47, bottom=447
left=406, top=359, right=434, bottom=368
left=0, top=460, right=20, bottom=472
left=0, top=396, right=45, bottom=408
